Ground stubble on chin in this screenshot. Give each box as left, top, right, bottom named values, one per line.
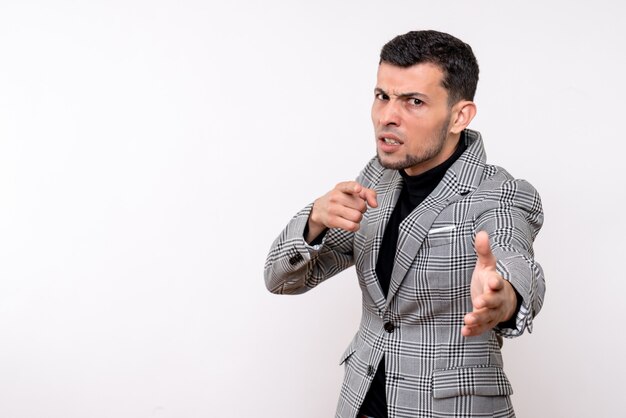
left=375, top=113, right=452, bottom=172
left=376, top=146, right=442, bottom=172
left=376, top=152, right=409, bottom=171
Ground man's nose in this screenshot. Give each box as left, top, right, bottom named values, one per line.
left=378, top=101, right=401, bottom=126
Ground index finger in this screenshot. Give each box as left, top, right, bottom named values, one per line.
left=359, top=188, right=378, bottom=208
left=336, top=181, right=363, bottom=195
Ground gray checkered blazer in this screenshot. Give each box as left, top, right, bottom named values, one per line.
left=265, top=129, right=545, bottom=418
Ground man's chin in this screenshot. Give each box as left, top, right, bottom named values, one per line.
left=377, top=153, right=409, bottom=171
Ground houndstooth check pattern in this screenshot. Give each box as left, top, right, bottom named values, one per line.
left=264, top=129, right=545, bottom=418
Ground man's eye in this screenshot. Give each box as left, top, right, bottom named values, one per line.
left=411, top=98, right=423, bottom=106
left=375, top=93, right=389, bottom=100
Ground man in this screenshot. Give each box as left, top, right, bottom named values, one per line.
left=264, top=30, right=545, bottom=418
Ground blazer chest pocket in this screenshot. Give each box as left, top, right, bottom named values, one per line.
left=339, top=347, right=356, bottom=366
left=423, top=224, right=458, bottom=249
left=432, top=366, right=513, bottom=398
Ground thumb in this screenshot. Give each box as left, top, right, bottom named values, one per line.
left=360, top=188, right=378, bottom=208
left=474, top=231, right=497, bottom=270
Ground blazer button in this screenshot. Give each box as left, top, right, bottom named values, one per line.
left=367, top=365, right=375, bottom=376
left=384, top=322, right=395, bottom=333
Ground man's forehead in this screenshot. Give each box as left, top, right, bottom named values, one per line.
left=375, top=62, right=446, bottom=95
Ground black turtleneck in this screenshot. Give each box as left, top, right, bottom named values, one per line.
left=358, top=135, right=467, bottom=418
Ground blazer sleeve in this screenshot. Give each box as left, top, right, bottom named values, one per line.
left=263, top=204, right=356, bottom=294
left=264, top=158, right=379, bottom=295
left=474, top=176, right=546, bottom=338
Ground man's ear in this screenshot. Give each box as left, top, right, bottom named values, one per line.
left=450, top=101, right=477, bottom=134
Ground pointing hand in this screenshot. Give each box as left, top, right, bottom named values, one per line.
left=306, top=181, right=378, bottom=242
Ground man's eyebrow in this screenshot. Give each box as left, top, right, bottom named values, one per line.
left=374, top=87, right=430, bottom=100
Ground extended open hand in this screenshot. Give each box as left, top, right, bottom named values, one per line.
left=462, top=231, right=517, bottom=337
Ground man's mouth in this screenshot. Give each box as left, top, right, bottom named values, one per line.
left=382, top=137, right=401, bottom=145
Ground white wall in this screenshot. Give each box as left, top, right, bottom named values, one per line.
left=1, top=1, right=624, bottom=417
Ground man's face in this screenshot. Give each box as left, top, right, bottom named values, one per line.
left=372, top=62, right=458, bottom=176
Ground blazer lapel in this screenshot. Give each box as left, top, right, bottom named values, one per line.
left=361, top=169, right=403, bottom=310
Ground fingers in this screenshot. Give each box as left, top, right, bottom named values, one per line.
left=328, top=182, right=369, bottom=213
left=312, top=181, right=377, bottom=232
left=465, top=308, right=497, bottom=327
left=472, top=277, right=506, bottom=309
left=336, top=181, right=363, bottom=195
left=462, top=308, right=500, bottom=337
left=336, top=181, right=378, bottom=208
left=487, top=275, right=504, bottom=291
left=464, top=279, right=516, bottom=337
left=359, top=188, right=378, bottom=208
left=327, top=215, right=363, bottom=232
left=474, top=231, right=497, bottom=270
left=328, top=204, right=367, bottom=231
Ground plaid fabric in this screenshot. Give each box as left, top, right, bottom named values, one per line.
left=264, top=129, right=545, bottom=418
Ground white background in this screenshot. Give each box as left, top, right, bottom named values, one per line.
left=1, top=1, right=624, bottom=417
